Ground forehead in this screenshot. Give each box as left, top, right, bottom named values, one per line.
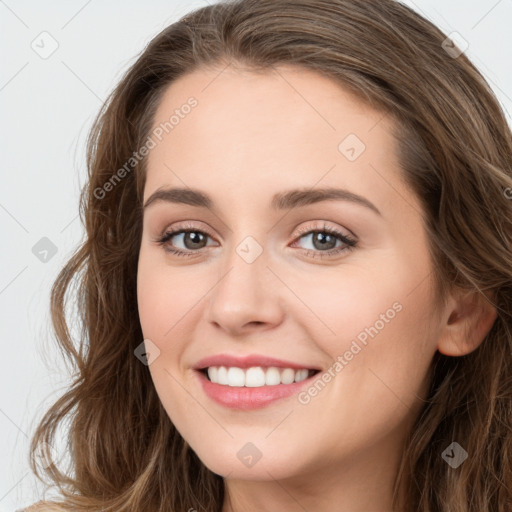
left=143, top=64, right=410, bottom=215
left=149, top=63, right=391, bottom=152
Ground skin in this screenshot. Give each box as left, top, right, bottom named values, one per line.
left=137, top=63, right=497, bottom=512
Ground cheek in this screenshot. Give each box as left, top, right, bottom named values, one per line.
left=137, top=252, right=202, bottom=342
left=136, top=254, right=202, bottom=425
left=293, top=254, right=438, bottom=392
left=287, top=260, right=407, bottom=346
left=289, top=271, right=437, bottom=453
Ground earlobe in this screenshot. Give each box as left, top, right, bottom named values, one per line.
left=437, top=289, right=498, bottom=357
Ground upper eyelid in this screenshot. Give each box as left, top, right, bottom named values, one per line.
left=161, top=222, right=351, bottom=236
left=294, top=223, right=354, bottom=238
left=158, top=220, right=214, bottom=236
left=163, top=219, right=353, bottom=234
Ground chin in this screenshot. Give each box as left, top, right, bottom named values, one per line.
left=189, top=441, right=309, bottom=481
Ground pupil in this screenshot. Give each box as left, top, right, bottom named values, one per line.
left=314, top=232, right=335, bottom=250
left=186, top=231, right=205, bottom=249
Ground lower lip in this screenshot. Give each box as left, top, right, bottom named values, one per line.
left=195, top=369, right=319, bottom=410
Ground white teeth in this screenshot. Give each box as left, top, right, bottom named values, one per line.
left=245, top=367, right=266, bottom=387
left=227, top=367, right=245, bottom=387
left=206, top=366, right=313, bottom=387
left=265, top=367, right=281, bottom=386
left=217, top=366, right=228, bottom=385
left=281, top=368, right=296, bottom=384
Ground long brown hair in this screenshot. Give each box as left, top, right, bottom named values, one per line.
left=28, top=0, right=512, bottom=510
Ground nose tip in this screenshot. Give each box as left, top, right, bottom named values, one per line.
left=206, top=261, right=284, bottom=335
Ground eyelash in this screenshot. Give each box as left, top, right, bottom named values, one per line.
left=153, top=222, right=358, bottom=259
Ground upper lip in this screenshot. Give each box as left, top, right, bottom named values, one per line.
left=193, top=353, right=322, bottom=371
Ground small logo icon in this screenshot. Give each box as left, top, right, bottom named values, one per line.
left=338, top=133, right=366, bottom=161
left=442, top=32, right=469, bottom=59
left=441, top=441, right=468, bottom=468
left=237, top=442, right=263, bottom=468
left=134, top=339, right=161, bottom=366
left=32, top=237, right=58, bottom=263
left=236, top=236, right=263, bottom=264
left=31, top=31, right=59, bottom=59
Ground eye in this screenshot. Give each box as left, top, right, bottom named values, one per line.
left=290, top=223, right=357, bottom=259
left=153, top=221, right=358, bottom=259
left=154, top=222, right=217, bottom=257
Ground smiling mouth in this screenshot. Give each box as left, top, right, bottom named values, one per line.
left=199, top=366, right=321, bottom=387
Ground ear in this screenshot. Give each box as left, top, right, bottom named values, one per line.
left=437, top=289, right=498, bottom=357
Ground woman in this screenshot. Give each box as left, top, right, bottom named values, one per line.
left=25, top=0, right=512, bottom=510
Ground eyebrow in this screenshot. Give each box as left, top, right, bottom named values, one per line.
left=143, top=186, right=381, bottom=216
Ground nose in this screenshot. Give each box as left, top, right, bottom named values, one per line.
left=205, top=246, right=285, bottom=336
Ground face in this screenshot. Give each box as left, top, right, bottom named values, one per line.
left=137, top=64, right=443, bottom=484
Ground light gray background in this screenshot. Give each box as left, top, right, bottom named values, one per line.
left=1, top=1, right=511, bottom=510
